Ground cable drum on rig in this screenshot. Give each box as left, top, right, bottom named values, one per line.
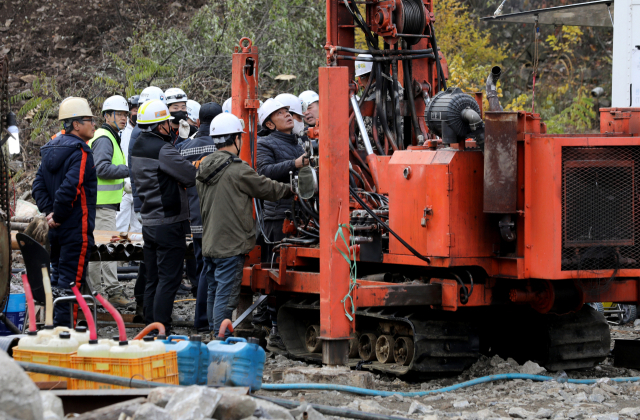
left=424, top=87, right=485, bottom=147
left=396, top=0, right=426, bottom=45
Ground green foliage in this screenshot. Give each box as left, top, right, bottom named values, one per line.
left=11, top=74, right=62, bottom=141
left=545, top=86, right=596, bottom=133
left=102, top=0, right=327, bottom=102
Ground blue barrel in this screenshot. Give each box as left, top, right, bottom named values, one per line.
left=207, top=337, right=265, bottom=391
left=0, top=293, right=25, bottom=336
left=162, top=335, right=209, bottom=385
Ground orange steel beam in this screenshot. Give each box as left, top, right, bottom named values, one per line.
left=231, top=38, right=259, bottom=168
left=319, top=66, right=354, bottom=365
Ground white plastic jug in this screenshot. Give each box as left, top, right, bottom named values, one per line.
left=77, top=340, right=111, bottom=358
left=36, top=326, right=56, bottom=345
left=71, top=326, right=90, bottom=346
left=17, top=332, right=42, bottom=351
left=109, top=341, right=146, bottom=359
left=47, top=332, right=79, bottom=353
left=142, top=336, right=166, bottom=356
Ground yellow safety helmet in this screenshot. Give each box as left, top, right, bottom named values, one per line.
left=136, top=99, right=174, bottom=125
left=58, top=97, right=95, bottom=121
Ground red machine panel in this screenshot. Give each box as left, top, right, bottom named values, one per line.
left=527, top=135, right=640, bottom=279
left=388, top=149, right=497, bottom=260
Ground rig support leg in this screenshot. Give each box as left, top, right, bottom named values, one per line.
left=319, top=66, right=354, bottom=366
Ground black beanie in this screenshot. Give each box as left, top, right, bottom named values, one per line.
left=199, top=102, right=223, bottom=124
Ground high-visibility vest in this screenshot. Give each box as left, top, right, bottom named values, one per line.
left=87, top=128, right=126, bottom=205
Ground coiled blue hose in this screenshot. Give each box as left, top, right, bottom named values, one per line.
left=262, top=373, right=640, bottom=397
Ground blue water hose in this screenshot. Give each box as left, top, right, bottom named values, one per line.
left=261, top=373, right=640, bottom=397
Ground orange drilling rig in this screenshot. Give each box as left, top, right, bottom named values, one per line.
left=225, top=0, right=639, bottom=376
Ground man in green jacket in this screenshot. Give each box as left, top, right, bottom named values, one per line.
left=197, top=113, right=292, bottom=337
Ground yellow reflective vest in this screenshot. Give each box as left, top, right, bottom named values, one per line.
left=87, top=128, right=125, bottom=205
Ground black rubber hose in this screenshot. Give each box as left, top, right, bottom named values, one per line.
left=349, top=172, right=358, bottom=189
left=391, top=55, right=403, bottom=149
left=336, top=46, right=434, bottom=55
left=298, top=197, right=319, bottom=220
left=371, top=105, right=386, bottom=155
left=350, top=168, right=367, bottom=188
left=429, top=23, right=447, bottom=91
left=377, top=65, right=398, bottom=151
left=403, top=52, right=423, bottom=144
left=253, top=395, right=413, bottom=420
left=349, top=187, right=430, bottom=264
left=358, top=65, right=375, bottom=107
left=336, top=54, right=436, bottom=62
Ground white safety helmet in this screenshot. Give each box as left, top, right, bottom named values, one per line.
left=274, top=93, right=307, bottom=117
left=209, top=113, right=246, bottom=143
left=355, top=54, right=373, bottom=78
left=101, top=95, right=129, bottom=114
left=139, top=86, right=166, bottom=104
left=258, top=98, right=289, bottom=126
left=136, top=99, right=174, bottom=125
left=299, top=90, right=319, bottom=107
left=222, top=98, right=232, bottom=113
left=186, top=100, right=201, bottom=122
left=165, top=88, right=188, bottom=105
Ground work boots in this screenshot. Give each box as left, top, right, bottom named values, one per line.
left=108, top=291, right=133, bottom=308
left=267, top=326, right=286, bottom=352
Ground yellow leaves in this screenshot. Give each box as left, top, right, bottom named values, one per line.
left=505, top=94, right=530, bottom=111
left=545, top=26, right=583, bottom=53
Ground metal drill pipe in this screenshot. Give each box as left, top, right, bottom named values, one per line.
left=350, top=94, right=374, bottom=155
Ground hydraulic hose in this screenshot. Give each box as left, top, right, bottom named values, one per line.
left=336, top=46, right=434, bottom=55
left=376, top=66, right=399, bottom=151
left=390, top=58, right=403, bottom=148
left=41, top=265, right=53, bottom=328
left=21, top=273, right=37, bottom=332
left=133, top=322, right=166, bottom=340
left=371, top=106, right=386, bottom=155
left=350, top=187, right=430, bottom=264
left=94, top=293, right=127, bottom=342
left=70, top=285, right=97, bottom=341
left=262, top=373, right=640, bottom=397
left=402, top=55, right=424, bottom=145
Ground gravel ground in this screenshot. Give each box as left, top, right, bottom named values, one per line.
left=10, top=260, right=640, bottom=418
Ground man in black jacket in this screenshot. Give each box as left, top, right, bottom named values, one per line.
left=256, top=98, right=309, bottom=350
left=176, top=102, right=222, bottom=332
left=129, top=99, right=197, bottom=332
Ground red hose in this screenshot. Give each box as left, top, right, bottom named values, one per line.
left=218, top=319, right=234, bottom=338
left=94, top=293, right=127, bottom=342
left=21, top=274, right=36, bottom=333
left=133, top=322, right=166, bottom=340
left=71, top=286, right=97, bottom=341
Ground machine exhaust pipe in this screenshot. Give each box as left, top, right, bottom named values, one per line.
left=486, top=66, right=503, bottom=112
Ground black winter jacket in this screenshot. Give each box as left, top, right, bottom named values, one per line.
left=128, top=124, right=143, bottom=212
left=32, top=133, right=97, bottom=232
left=256, top=130, right=304, bottom=220
left=176, top=130, right=216, bottom=238
left=130, top=131, right=197, bottom=225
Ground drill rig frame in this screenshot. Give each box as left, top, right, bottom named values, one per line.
left=227, top=0, right=638, bottom=375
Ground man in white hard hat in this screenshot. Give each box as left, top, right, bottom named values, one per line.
left=32, top=97, right=98, bottom=326
left=165, top=88, right=196, bottom=145
left=299, top=90, right=319, bottom=127
left=130, top=99, right=197, bottom=333
left=355, top=54, right=374, bottom=99
left=274, top=93, right=307, bottom=137
left=197, top=112, right=292, bottom=337
left=222, top=98, right=232, bottom=114
left=127, top=86, right=166, bottom=321
left=176, top=101, right=223, bottom=332
left=86, top=95, right=132, bottom=307
left=116, top=94, right=142, bottom=237
left=186, top=99, right=201, bottom=127
left=256, top=98, right=309, bottom=350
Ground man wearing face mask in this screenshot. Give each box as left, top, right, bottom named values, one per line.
left=165, top=88, right=196, bottom=146
left=130, top=99, right=197, bottom=333
left=299, top=90, right=319, bottom=128
left=274, top=93, right=307, bottom=138
left=256, top=98, right=310, bottom=350
left=86, top=95, right=132, bottom=307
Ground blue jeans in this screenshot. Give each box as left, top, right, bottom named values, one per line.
left=204, top=255, right=246, bottom=336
